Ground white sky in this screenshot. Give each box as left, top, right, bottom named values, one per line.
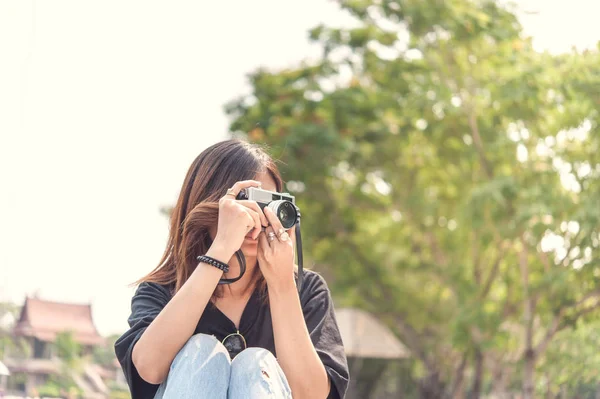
left=1, top=0, right=598, bottom=336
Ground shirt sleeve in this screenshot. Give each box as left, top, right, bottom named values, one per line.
left=114, top=282, right=172, bottom=399
left=300, top=271, right=350, bottom=399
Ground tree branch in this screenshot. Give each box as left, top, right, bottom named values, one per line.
left=480, top=246, right=506, bottom=299
left=518, top=238, right=535, bottom=353
left=539, top=251, right=552, bottom=273
left=427, top=45, right=493, bottom=180
left=557, top=227, right=583, bottom=266
left=447, top=351, right=468, bottom=399
left=472, top=233, right=482, bottom=285
left=426, top=232, right=449, bottom=267
left=467, top=110, right=494, bottom=179
left=569, top=302, right=600, bottom=322
left=534, top=289, right=600, bottom=356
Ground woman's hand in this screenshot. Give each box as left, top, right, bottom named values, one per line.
left=257, top=207, right=296, bottom=292
left=212, top=180, right=268, bottom=257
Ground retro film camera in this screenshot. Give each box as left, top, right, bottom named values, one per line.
left=236, top=187, right=300, bottom=229
left=218, top=187, right=304, bottom=292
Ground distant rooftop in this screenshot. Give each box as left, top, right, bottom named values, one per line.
left=13, top=297, right=105, bottom=346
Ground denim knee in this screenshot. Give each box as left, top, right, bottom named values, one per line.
left=171, top=333, right=230, bottom=370
left=231, top=347, right=275, bottom=369
left=229, top=347, right=292, bottom=399
left=156, top=334, right=231, bottom=399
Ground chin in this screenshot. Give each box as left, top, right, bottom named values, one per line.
left=240, top=242, right=258, bottom=258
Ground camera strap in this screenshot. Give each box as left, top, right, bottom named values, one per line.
left=218, top=250, right=246, bottom=285
left=295, top=221, right=304, bottom=292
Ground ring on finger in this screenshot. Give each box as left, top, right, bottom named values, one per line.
left=279, top=231, right=290, bottom=242
left=267, top=231, right=276, bottom=242
left=225, top=187, right=236, bottom=197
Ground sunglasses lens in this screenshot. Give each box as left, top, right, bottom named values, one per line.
left=223, top=333, right=246, bottom=359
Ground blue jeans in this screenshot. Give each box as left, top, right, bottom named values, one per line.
left=154, top=333, right=292, bottom=399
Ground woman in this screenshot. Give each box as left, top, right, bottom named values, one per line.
left=114, top=139, right=349, bottom=399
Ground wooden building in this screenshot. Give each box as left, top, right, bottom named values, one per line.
left=4, top=297, right=109, bottom=398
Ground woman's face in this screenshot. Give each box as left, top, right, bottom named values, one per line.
left=239, top=172, right=278, bottom=258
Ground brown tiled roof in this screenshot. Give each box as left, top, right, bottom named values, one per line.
left=13, top=297, right=105, bottom=346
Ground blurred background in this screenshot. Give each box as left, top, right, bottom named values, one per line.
left=1, top=0, right=599, bottom=398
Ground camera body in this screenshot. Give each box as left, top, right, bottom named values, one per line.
left=237, top=187, right=299, bottom=229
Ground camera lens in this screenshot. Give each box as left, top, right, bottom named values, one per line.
left=267, top=200, right=297, bottom=229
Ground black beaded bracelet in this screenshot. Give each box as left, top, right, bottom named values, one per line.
left=197, top=255, right=229, bottom=273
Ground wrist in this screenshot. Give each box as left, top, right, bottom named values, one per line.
left=207, top=239, right=236, bottom=262
left=267, top=277, right=297, bottom=298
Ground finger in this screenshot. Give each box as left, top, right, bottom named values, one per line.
left=257, top=231, right=269, bottom=252
left=223, top=180, right=262, bottom=199
left=289, top=225, right=296, bottom=247
left=243, top=208, right=262, bottom=239
left=264, top=207, right=284, bottom=234
left=265, top=208, right=291, bottom=243
left=237, top=201, right=268, bottom=227
left=244, top=211, right=255, bottom=234
left=257, top=232, right=269, bottom=263
left=265, top=225, right=277, bottom=247
left=290, top=227, right=296, bottom=257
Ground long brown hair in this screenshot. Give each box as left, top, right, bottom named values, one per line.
left=137, top=139, right=283, bottom=298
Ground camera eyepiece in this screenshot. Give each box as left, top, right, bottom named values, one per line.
left=235, top=189, right=249, bottom=200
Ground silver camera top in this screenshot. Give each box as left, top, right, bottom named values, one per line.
left=244, top=187, right=295, bottom=204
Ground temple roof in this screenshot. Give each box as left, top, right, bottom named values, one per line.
left=13, top=297, right=105, bottom=346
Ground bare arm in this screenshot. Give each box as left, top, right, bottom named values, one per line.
left=269, top=282, right=330, bottom=399
left=132, top=179, right=264, bottom=384
left=257, top=208, right=331, bottom=398
left=132, top=244, right=231, bottom=384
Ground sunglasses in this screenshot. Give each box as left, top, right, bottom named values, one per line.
left=222, top=331, right=247, bottom=359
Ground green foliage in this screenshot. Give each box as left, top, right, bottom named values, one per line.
left=226, top=0, right=600, bottom=395
left=54, top=331, right=82, bottom=368
left=37, top=380, right=63, bottom=397
left=109, top=384, right=132, bottom=399
left=46, top=332, right=84, bottom=397
left=538, top=320, right=600, bottom=396
left=37, top=375, right=82, bottom=399
left=0, top=301, right=21, bottom=358
left=93, top=334, right=121, bottom=368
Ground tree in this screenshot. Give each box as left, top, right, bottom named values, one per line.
left=225, top=0, right=600, bottom=397
left=93, top=334, right=121, bottom=368
left=38, top=331, right=83, bottom=399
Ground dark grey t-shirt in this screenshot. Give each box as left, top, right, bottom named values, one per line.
left=114, top=270, right=349, bottom=399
